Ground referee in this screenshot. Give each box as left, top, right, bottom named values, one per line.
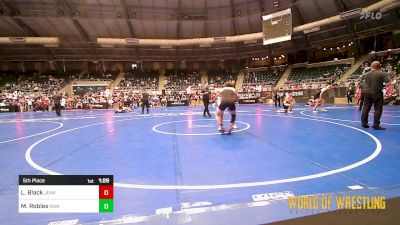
left=361, top=61, right=397, bottom=130
left=202, top=87, right=211, bottom=118
left=53, top=92, right=62, bottom=116
left=141, top=90, right=150, bottom=114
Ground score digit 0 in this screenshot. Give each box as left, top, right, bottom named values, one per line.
left=99, top=185, right=113, bottom=199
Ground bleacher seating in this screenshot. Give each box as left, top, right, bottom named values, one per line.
left=286, top=64, right=349, bottom=88
left=82, top=70, right=118, bottom=80
left=348, top=53, right=400, bottom=83
left=243, top=67, right=286, bottom=91
left=165, top=71, right=201, bottom=92
left=118, top=69, right=159, bottom=92
left=208, top=69, right=237, bottom=88
left=0, top=70, right=76, bottom=94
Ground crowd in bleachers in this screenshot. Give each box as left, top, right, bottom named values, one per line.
left=0, top=70, right=80, bottom=94
left=0, top=70, right=82, bottom=112
left=2, top=54, right=400, bottom=112
left=163, top=70, right=202, bottom=104
left=81, top=70, right=118, bottom=80
left=118, top=69, right=159, bottom=92
left=348, top=52, right=400, bottom=84
left=0, top=87, right=168, bottom=112
left=165, top=71, right=201, bottom=92
left=208, top=69, right=237, bottom=88
left=242, top=67, right=286, bottom=92
left=345, top=52, right=400, bottom=105
left=283, top=64, right=349, bottom=90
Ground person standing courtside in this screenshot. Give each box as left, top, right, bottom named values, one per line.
left=141, top=90, right=150, bottom=114
left=356, top=82, right=364, bottom=112
left=346, top=87, right=354, bottom=104
left=361, top=61, right=397, bottom=130
left=53, top=92, right=62, bottom=116
left=202, top=86, right=211, bottom=118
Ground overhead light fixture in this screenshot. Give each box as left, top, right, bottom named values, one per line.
left=160, top=45, right=173, bottom=49
left=125, top=38, right=139, bottom=45
left=303, top=27, right=320, bottom=34
left=244, top=40, right=257, bottom=44
left=323, top=48, right=326, bottom=50
left=337, top=47, right=340, bottom=49
left=9, top=37, right=26, bottom=43
left=44, top=43, right=59, bottom=47
left=339, top=8, right=361, bottom=20
left=100, top=44, right=114, bottom=48
left=214, top=37, right=226, bottom=43
left=199, top=44, right=211, bottom=47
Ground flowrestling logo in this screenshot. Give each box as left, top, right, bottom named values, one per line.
left=360, top=12, right=382, bottom=20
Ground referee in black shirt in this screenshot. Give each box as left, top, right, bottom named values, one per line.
left=361, top=61, right=397, bottom=130
left=141, top=91, right=150, bottom=114
left=53, top=92, right=62, bottom=116
left=202, top=87, right=211, bottom=118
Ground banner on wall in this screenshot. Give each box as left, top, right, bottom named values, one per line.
left=167, top=100, right=189, bottom=107
left=83, top=103, right=108, bottom=109
left=238, top=98, right=260, bottom=104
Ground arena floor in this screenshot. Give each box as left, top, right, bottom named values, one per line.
left=1, top=104, right=400, bottom=225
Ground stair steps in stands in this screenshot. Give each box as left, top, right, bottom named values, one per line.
left=339, top=54, right=371, bottom=82
left=275, top=65, right=293, bottom=89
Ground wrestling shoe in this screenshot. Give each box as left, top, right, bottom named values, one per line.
left=218, top=125, right=225, bottom=134
left=372, top=126, right=386, bottom=130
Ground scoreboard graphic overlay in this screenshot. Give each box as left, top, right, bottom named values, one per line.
left=19, top=175, right=113, bottom=213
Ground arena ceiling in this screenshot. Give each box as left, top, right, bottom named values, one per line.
left=0, top=0, right=398, bottom=62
